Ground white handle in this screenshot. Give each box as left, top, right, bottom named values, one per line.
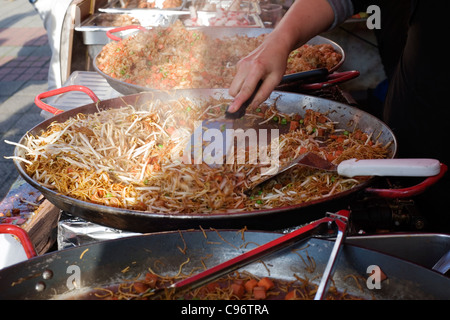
left=337, top=158, right=441, bottom=177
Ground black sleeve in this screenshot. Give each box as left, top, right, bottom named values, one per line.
left=326, top=0, right=390, bottom=29
left=351, top=0, right=385, bottom=13
left=325, top=0, right=355, bottom=29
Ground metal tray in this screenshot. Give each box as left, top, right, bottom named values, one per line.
left=181, top=11, right=264, bottom=27
left=190, top=0, right=261, bottom=14
left=75, top=13, right=176, bottom=45
left=99, top=0, right=188, bottom=13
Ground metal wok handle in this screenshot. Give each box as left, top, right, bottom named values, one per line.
left=365, top=163, right=448, bottom=198
left=106, top=25, right=147, bottom=41
left=298, top=70, right=360, bottom=91
left=0, top=224, right=37, bottom=259
left=281, top=68, right=329, bottom=83
left=35, top=85, right=100, bottom=115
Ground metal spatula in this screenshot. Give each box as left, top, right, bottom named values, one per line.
left=248, top=152, right=442, bottom=190
left=189, top=69, right=329, bottom=165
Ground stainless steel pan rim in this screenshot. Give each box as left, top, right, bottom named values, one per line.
left=13, top=89, right=397, bottom=232
left=0, top=229, right=449, bottom=300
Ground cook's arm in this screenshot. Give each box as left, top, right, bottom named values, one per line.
left=228, top=0, right=354, bottom=113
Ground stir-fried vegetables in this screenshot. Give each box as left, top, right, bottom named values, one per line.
left=8, top=96, right=390, bottom=214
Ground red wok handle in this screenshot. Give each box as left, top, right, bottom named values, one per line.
left=365, top=163, right=448, bottom=198
left=35, top=85, right=100, bottom=115
left=106, top=25, right=147, bottom=41
left=167, top=210, right=350, bottom=293
left=0, top=224, right=37, bottom=259
left=298, top=70, right=360, bottom=91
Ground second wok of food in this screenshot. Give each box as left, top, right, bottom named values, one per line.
left=95, top=21, right=342, bottom=90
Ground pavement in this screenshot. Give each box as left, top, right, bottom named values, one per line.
left=0, top=0, right=51, bottom=200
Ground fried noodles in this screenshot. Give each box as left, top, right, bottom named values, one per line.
left=9, top=97, right=390, bottom=214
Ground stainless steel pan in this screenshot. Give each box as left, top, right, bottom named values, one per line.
left=93, top=26, right=346, bottom=95
left=0, top=227, right=449, bottom=300
left=12, top=86, right=446, bottom=233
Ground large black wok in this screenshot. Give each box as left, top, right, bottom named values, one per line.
left=0, top=228, right=449, bottom=300
left=14, top=87, right=444, bottom=233
left=94, top=26, right=346, bottom=95
left=16, top=87, right=393, bottom=232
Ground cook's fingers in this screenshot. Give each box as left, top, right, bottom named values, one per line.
left=246, top=76, right=280, bottom=108
left=228, top=81, right=259, bottom=113
left=228, top=75, right=280, bottom=113
left=229, top=68, right=246, bottom=98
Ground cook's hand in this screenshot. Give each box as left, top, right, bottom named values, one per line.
left=228, top=37, right=291, bottom=113
left=227, top=0, right=336, bottom=113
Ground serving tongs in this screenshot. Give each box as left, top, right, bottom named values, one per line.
left=146, top=210, right=350, bottom=300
